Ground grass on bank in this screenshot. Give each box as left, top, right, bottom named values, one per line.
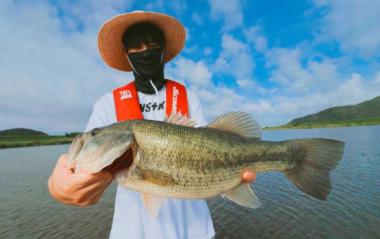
left=264, top=119, right=380, bottom=130
left=0, top=135, right=76, bottom=149
left=2, top=118, right=380, bottom=148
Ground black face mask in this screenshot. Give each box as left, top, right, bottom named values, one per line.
left=127, top=47, right=166, bottom=94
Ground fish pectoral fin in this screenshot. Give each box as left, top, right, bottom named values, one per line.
left=207, top=112, right=261, bottom=139
left=222, top=183, right=262, bottom=209
left=141, top=193, right=166, bottom=218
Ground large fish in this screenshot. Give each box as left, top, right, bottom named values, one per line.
left=68, top=112, right=345, bottom=216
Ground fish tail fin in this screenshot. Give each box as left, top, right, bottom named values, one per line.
left=284, top=138, right=345, bottom=200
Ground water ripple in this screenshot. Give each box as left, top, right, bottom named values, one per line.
left=1, top=126, right=380, bottom=238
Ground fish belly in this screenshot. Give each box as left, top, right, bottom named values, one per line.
left=116, top=121, right=296, bottom=199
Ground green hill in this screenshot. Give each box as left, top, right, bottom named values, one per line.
left=275, top=96, right=380, bottom=129
left=0, top=128, right=48, bottom=136
left=0, top=128, right=78, bottom=149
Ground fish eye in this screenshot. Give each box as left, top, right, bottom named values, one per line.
left=91, top=128, right=100, bottom=136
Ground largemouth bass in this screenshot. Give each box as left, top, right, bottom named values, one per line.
left=68, top=112, right=345, bottom=216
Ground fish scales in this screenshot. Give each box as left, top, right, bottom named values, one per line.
left=123, top=120, right=298, bottom=198
left=69, top=111, right=345, bottom=211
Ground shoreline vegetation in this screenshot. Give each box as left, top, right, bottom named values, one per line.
left=0, top=129, right=79, bottom=149
left=0, top=135, right=77, bottom=149
left=264, top=120, right=380, bottom=130
left=1, top=95, right=379, bottom=148
left=2, top=121, right=380, bottom=149
left=266, top=95, right=380, bottom=130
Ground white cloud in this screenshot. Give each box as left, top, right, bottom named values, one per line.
left=279, top=73, right=378, bottom=115
left=313, top=0, right=380, bottom=58
left=265, top=47, right=340, bottom=93
left=166, top=57, right=254, bottom=121
left=266, top=48, right=313, bottom=92
left=213, top=34, right=257, bottom=89
left=208, top=0, right=244, bottom=31
left=166, top=57, right=213, bottom=87
left=0, top=0, right=132, bottom=133
left=1, top=0, right=379, bottom=133
left=200, top=2, right=380, bottom=126
left=244, top=26, right=268, bottom=53
left=141, top=0, right=187, bottom=15
left=374, top=71, right=380, bottom=84
left=236, top=79, right=256, bottom=89
left=56, top=0, right=131, bottom=32
left=223, top=71, right=380, bottom=126
left=167, top=52, right=380, bottom=128
left=166, top=55, right=265, bottom=122
left=202, top=26, right=380, bottom=126
left=195, top=86, right=246, bottom=119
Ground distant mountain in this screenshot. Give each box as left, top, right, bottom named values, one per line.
left=280, top=96, right=380, bottom=129
left=0, top=128, right=48, bottom=136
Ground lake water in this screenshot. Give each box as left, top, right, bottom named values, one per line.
left=1, top=126, right=379, bottom=239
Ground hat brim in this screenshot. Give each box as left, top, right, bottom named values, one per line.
left=98, top=11, right=186, bottom=72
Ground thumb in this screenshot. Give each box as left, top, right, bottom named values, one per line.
left=67, top=159, right=77, bottom=172
left=58, top=154, right=76, bottom=173
left=242, top=170, right=256, bottom=183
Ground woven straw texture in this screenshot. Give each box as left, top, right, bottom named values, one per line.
left=98, top=11, right=186, bottom=72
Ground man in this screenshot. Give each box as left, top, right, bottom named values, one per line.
left=48, top=11, right=256, bottom=239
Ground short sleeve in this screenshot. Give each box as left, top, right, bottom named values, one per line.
left=187, top=90, right=207, bottom=127
left=85, top=93, right=116, bottom=132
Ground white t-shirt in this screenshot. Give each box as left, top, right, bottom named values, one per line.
left=85, top=85, right=215, bottom=239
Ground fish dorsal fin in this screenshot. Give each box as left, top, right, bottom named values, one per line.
left=222, top=183, right=262, bottom=209
left=141, top=193, right=166, bottom=218
left=207, top=112, right=261, bottom=139
left=165, top=112, right=197, bottom=127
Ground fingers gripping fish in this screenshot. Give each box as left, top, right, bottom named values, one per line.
left=67, top=112, right=345, bottom=217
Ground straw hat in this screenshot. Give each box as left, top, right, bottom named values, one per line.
left=98, top=11, right=186, bottom=72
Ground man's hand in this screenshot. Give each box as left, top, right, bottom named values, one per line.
left=48, top=154, right=113, bottom=207
left=242, top=170, right=256, bottom=183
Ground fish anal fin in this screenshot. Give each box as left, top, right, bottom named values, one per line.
left=165, top=112, right=197, bottom=127
left=141, top=193, right=166, bottom=217
left=207, top=112, right=261, bottom=139
left=222, top=183, right=261, bottom=209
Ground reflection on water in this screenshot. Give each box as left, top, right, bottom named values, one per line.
left=0, top=145, right=117, bottom=239
left=210, top=126, right=380, bottom=239
left=0, top=126, right=380, bottom=239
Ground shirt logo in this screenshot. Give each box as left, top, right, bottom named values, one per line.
left=172, top=86, right=179, bottom=113
left=120, top=90, right=132, bottom=100
left=140, top=101, right=165, bottom=112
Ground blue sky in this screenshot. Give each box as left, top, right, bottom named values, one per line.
left=1, top=0, right=380, bottom=134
